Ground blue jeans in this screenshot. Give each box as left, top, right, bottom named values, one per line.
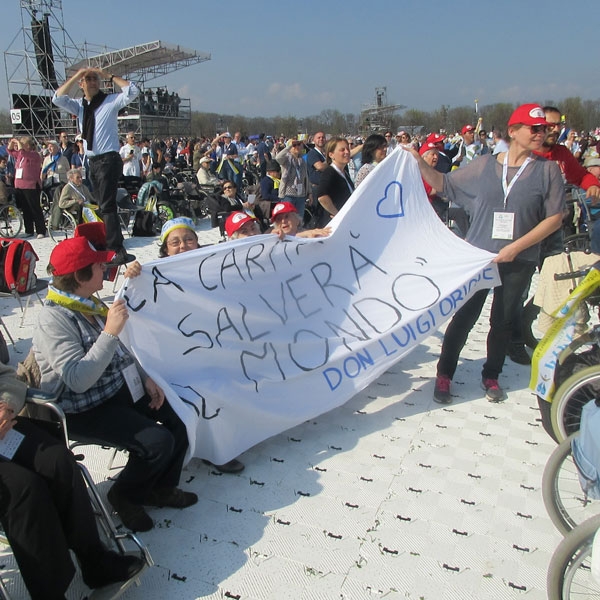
left=282, top=195, right=306, bottom=218
left=437, top=261, right=536, bottom=380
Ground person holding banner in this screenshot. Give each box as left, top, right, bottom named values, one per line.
left=404, top=103, right=566, bottom=403
left=33, top=236, right=198, bottom=531
left=270, top=201, right=331, bottom=239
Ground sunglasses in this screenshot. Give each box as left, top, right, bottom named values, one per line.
left=223, top=186, right=235, bottom=190
left=528, top=125, right=547, bottom=134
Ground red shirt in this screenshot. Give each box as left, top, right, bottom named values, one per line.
left=535, top=144, right=600, bottom=191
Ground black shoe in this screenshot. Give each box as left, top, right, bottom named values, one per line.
left=107, top=485, right=153, bottom=532
left=507, top=343, right=531, bottom=365
left=80, top=548, right=145, bottom=589
left=433, top=374, right=452, bottom=404
left=110, top=247, right=136, bottom=266
left=202, top=458, right=245, bottom=473
left=144, top=486, right=198, bottom=508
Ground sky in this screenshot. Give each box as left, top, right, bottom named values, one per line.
left=0, top=0, right=599, bottom=120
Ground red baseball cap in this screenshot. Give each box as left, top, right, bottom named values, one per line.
left=50, top=236, right=115, bottom=276
left=225, top=211, right=257, bottom=237
left=426, top=133, right=446, bottom=145
left=271, top=201, right=297, bottom=221
left=508, top=103, right=550, bottom=127
left=461, top=125, right=475, bottom=135
left=419, top=142, right=438, bottom=156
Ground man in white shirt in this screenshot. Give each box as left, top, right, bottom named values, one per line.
left=119, top=132, right=141, bottom=178
left=53, top=67, right=139, bottom=263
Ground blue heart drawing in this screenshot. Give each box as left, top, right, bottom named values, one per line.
left=376, top=181, right=404, bottom=218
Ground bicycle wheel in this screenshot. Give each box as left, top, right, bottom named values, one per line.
left=551, top=365, right=600, bottom=442
left=0, top=204, right=24, bottom=238
left=547, top=513, right=600, bottom=599
left=543, top=433, right=599, bottom=535
left=49, top=211, right=77, bottom=243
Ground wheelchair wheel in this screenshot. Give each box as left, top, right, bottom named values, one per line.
left=547, top=513, right=600, bottom=599
left=542, top=433, right=600, bottom=535
left=49, top=211, right=77, bottom=243
left=551, top=365, right=600, bottom=442
left=0, top=203, right=24, bottom=238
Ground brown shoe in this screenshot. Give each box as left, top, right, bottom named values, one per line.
left=107, top=485, right=153, bottom=532
left=144, top=487, right=198, bottom=508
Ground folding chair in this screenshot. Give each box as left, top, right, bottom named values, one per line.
left=0, top=279, right=49, bottom=329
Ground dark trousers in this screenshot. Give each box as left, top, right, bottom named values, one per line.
left=66, top=385, right=188, bottom=504
left=16, top=187, right=46, bottom=236
left=89, top=151, right=124, bottom=251
left=0, top=419, right=101, bottom=600
left=437, top=261, right=536, bottom=380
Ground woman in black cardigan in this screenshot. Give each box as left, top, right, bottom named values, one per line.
left=315, top=137, right=354, bottom=228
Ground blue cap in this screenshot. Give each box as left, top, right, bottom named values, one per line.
left=160, top=217, right=195, bottom=243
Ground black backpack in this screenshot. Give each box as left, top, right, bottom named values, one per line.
left=132, top=211, right=157, bottom=237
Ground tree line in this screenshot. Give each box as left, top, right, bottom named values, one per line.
left=2, top=96, right=599, bottom=140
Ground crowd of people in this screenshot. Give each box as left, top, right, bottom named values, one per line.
left=2, top=94, right=600, bottom=597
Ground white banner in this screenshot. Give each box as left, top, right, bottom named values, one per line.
left=121, top=149, right=499, bottom=464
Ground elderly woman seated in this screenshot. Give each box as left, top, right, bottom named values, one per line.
left=41, top=139, right=70, bottom=186
left=0, top=364, right=145, bottom=599
left=269, top=201, right=331, bottom=239
left=58, top=167, right=97, bottom=221
left=33, top=235, right=198, bottom=532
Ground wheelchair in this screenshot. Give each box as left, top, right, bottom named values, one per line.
left=0, top=381, right=153, bottom=599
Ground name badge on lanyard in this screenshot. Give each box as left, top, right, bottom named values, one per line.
left=492, top=153, right=532, bottom=241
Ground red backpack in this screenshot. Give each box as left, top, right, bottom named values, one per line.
left=0, top=238, right=38, bottom=293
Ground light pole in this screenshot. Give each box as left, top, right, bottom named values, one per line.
left=474, top=98, right=479, bottom=115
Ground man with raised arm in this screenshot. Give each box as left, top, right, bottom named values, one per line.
left=53, top=68, right=139, bottom=264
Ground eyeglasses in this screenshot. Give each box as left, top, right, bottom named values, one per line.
left=83, top=76, right=99, bottom=82
left=546, top=122, right=562, bottom=130
left=223, top=186, right=235, bottom=190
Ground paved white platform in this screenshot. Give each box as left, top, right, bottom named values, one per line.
left=0, top=220, right=563, bottom=599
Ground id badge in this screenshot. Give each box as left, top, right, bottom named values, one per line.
left=296, top=183, right=304, bottom=196
left=15, top=168, right=23, bottom=179
left=492, top=212, right=514, bottom=240
left=53, top=173, right=60, bottom=184
left=122, top=363, right=145, bottom=403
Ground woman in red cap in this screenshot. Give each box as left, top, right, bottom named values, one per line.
left=270, top=201, right=332, bottom=239
left=33, top=236, right=197, bottom=532
left=405, top=103, right=565, bottom=404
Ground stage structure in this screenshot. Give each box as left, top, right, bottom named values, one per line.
left=359, top=87, right=405, bottom=136
left=4, top=0, right=211, bottom=140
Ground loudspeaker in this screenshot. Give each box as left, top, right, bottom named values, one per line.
left=31, top=14, right=57, bottom=90
left=12, top=94, right=59, bottom=136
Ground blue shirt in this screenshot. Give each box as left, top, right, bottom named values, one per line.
left=53, top=83, right=139, bottom=156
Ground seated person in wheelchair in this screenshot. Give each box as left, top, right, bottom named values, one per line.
left=269, top=201, right=331, bottom=239
left=41, top=140, right=70, bottom=187
left=196, top=156, right=221, bottom=188
left=58, top=167, right=97, bottom=222
left=33, top=237, right=198, bottom=533
left=0, top=363, right=144, bottom=600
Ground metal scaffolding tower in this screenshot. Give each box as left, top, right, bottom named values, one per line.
left=4, top=0, right=211, bottom=140
left=359, top=87, right=405, bottom=135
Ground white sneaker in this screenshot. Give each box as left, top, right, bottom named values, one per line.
left=36, top=233, right=46, bottom=239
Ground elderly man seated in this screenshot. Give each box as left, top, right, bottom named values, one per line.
left=0, top=364, right=144, bottom=599
left=58, top=167, right=97, bottom=221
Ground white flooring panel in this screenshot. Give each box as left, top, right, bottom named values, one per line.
left=0, top=222, right=577, bottom=599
